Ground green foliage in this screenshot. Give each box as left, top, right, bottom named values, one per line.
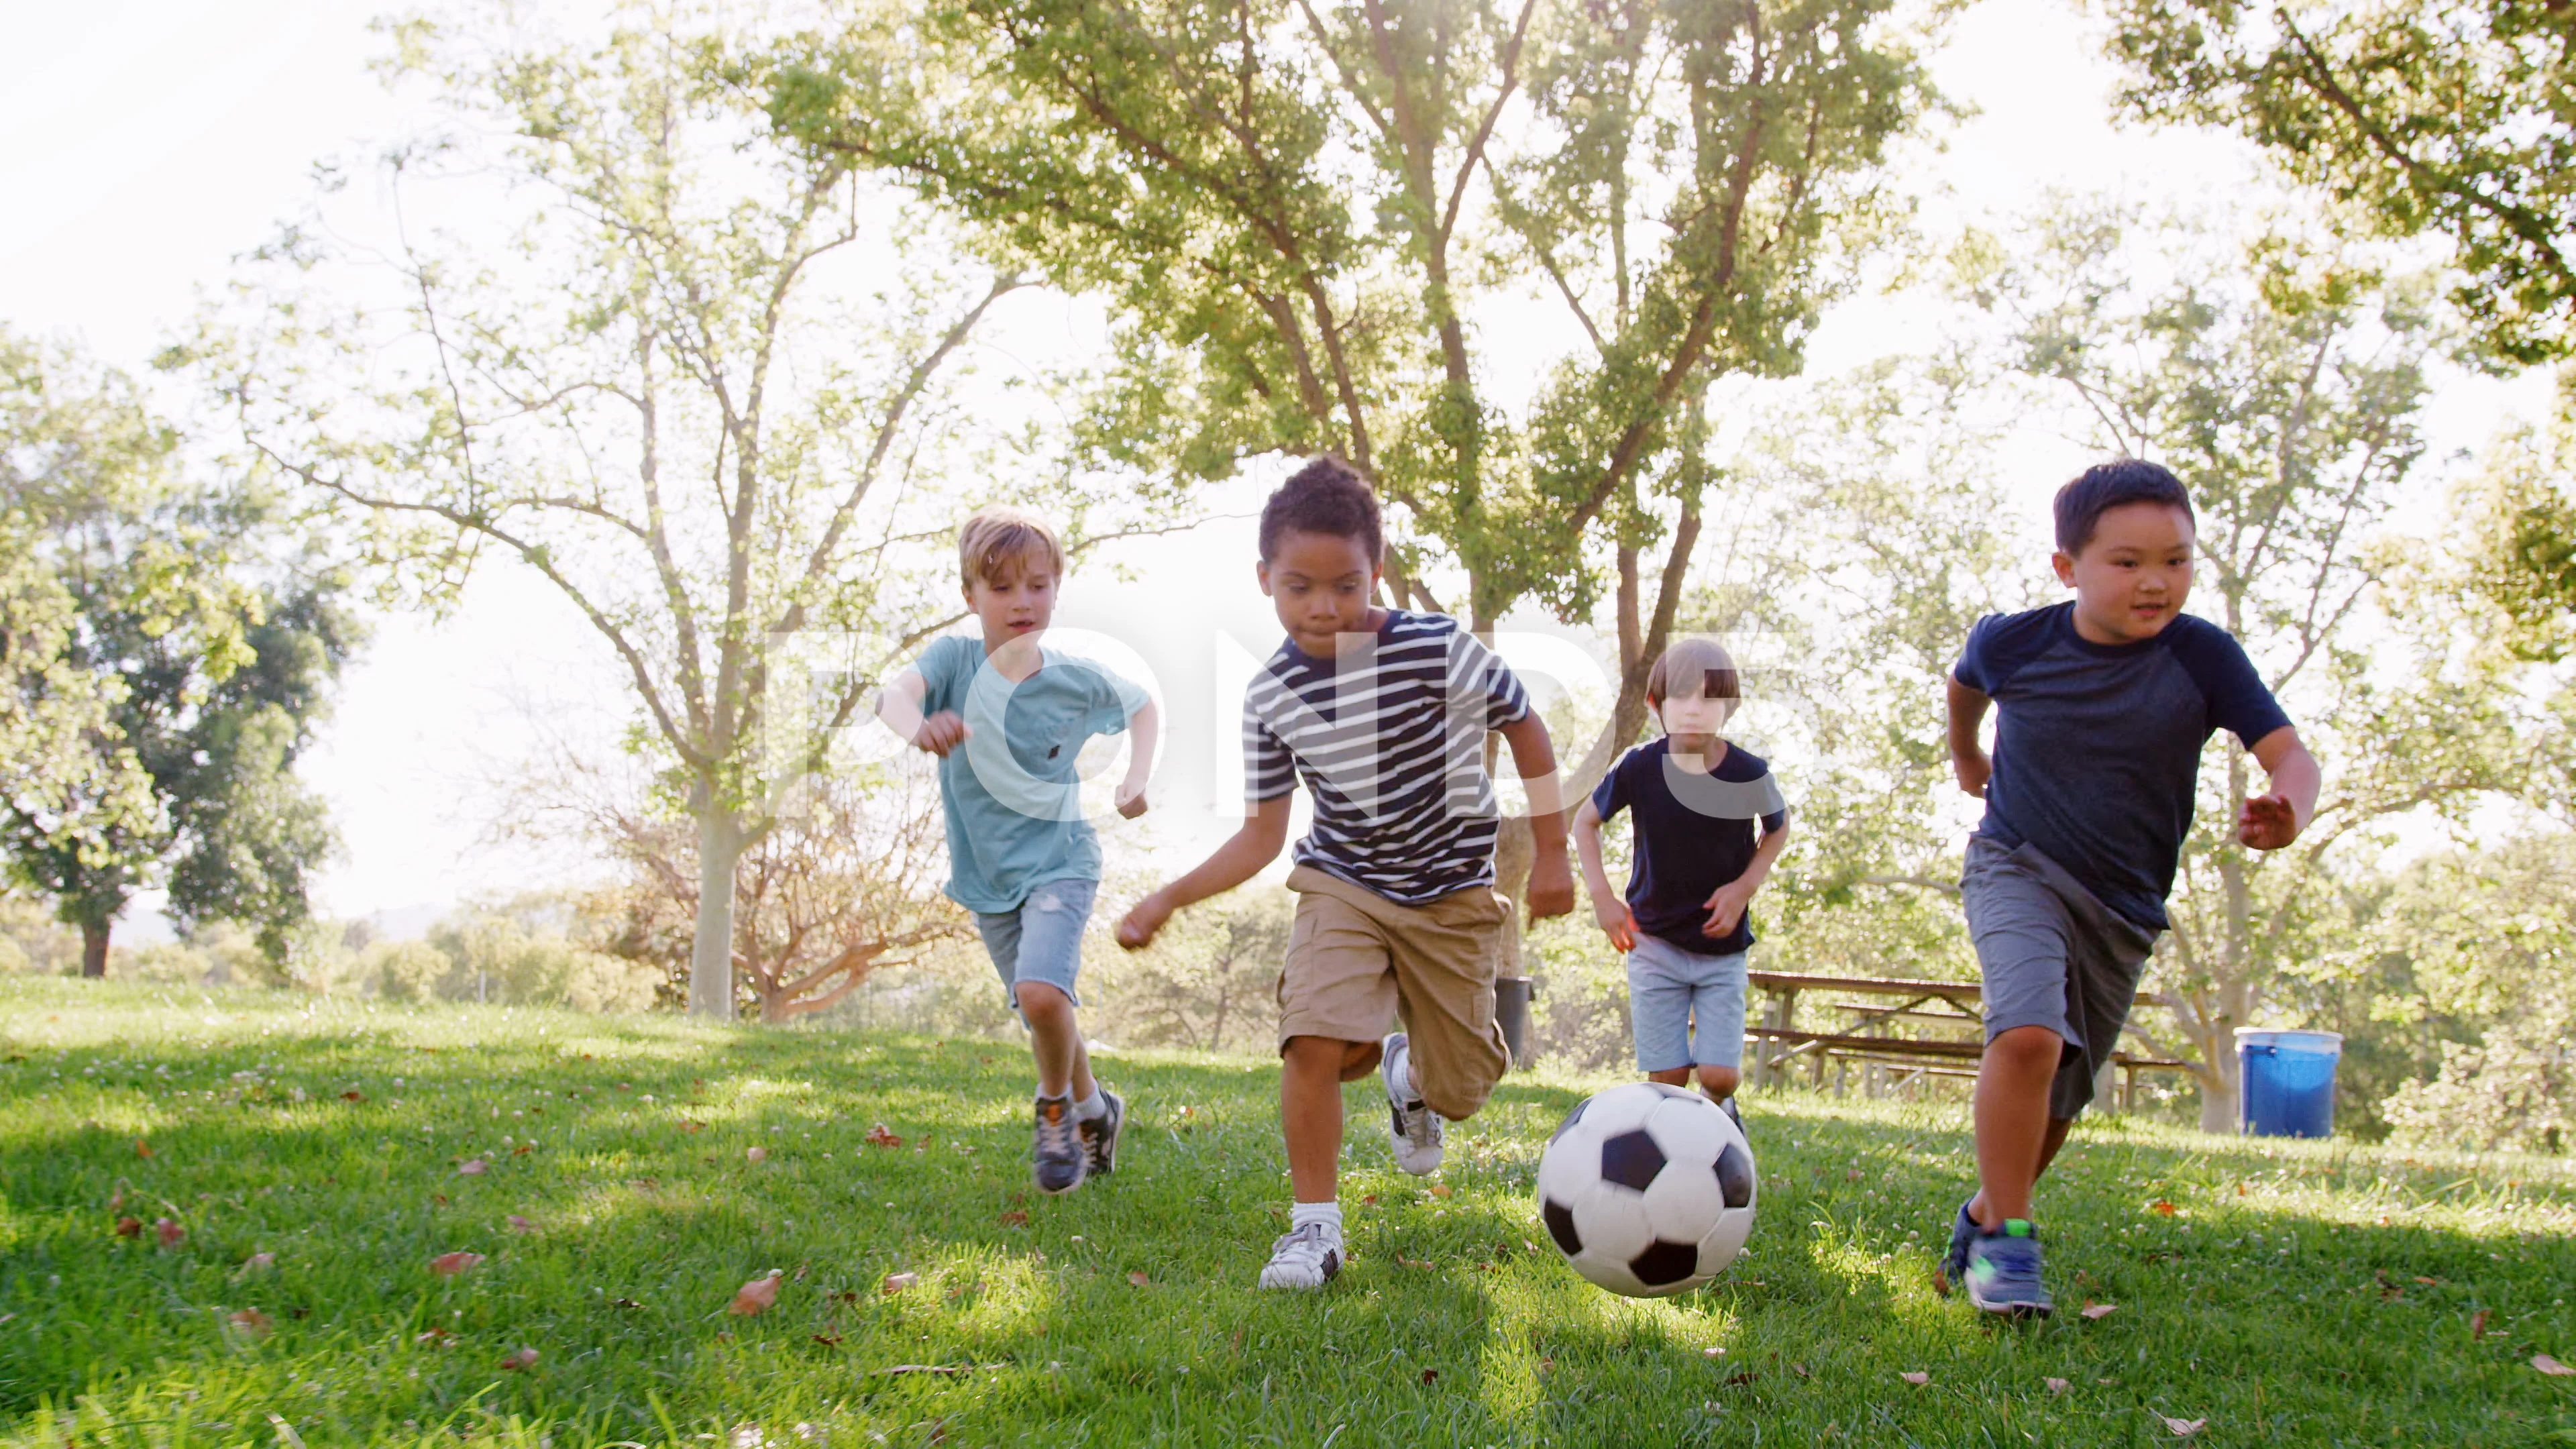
left=2098, top=0, right=2576, bottom=368
left=1081, top=880, right=1291, bottom=1054
left=3, top=979, right=2573, bottom=1445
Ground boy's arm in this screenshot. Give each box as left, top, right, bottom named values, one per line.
left=873, top=668, right=968, bottom=757
left=2239, top=725, right=2320, bottom=850
left=1945, top=673, right=1992, bottom=797
left=1572, top=797, right=1636, bottom=951
left=1500, top=710, right=1575, bottom=924
left=1703, top=819, right=1790, bottom=938
left=1115, top=697, right=1159, bottom=820
left=1115, top=794, right=1293, bottom=949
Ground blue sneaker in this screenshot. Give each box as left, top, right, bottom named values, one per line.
left=1964, top=1218, right=2052, bottom=1318
left=1936, top=1197, right=1977, bottom=1295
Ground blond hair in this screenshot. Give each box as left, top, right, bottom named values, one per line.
left=1646, top=636, right=1740, bottom=708
left=957, top=506, right=1065, bottom=589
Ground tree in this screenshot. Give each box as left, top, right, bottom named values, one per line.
left=764, top=0, right=1952, bottom=936
left=1964, top=203, right=2538, bottom=1129
left=2097, top=0, right=2575, bottom=369
left=1087, top=884, right=1293, bottom=1051
left=189, top=5, right=1165, bottom=1018
left=1, top=329, right=346, bottom=978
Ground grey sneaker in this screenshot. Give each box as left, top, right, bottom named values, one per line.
left=1256, top=1223, right=1342, bottom=1290
left=1717, top=1094, right=1747, bottom=1141
left=1381, top=1032, right=1444, bottom=1175
left=1079, top=1087, right=1125, bottom=1177
left=1964, top=1218, right=2053, bottom=1318
left=1935, top=1197, right=1978, bottom=1296
left=1032, top=1094, right=1087, bottom=1195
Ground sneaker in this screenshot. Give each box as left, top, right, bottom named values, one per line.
left=1717, top=1095, right=1747, bottom=1141
left=1256, top=1223, right=1342, bottom=1290
left=1079, top=1087, right=1126, bottom=1177
left=1963, top=1218, right=2053, bottom=1318
left=1382, top=1032, right=1444, bottom=1175
left=1935, top=1197, right=1978, bottom=1296
left=1032, top=1094, right=1087, bottom=1195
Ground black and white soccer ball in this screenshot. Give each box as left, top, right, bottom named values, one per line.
left=1535, top=1082, right=1758, bottom=1297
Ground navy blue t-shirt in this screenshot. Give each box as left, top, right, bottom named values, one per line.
left=1954, top=602, right=2293, bottom=932
left=1590, top=737, right=1788, bottom=957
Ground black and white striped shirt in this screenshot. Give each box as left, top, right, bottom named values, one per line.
left=1243, top=609, right=1532, bottom=904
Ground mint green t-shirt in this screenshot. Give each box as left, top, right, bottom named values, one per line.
left=912, top=635, right=1148, bottom=913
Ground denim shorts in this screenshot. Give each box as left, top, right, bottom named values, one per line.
left=973, top=876, right=1096, bottom=1021
left=1626, top=934, right=1750, bottom=1073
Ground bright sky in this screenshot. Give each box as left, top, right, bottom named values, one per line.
left=1, top=0, right=2553, bottom=936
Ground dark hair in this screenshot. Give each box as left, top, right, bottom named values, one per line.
left=2054, top=458, right=2194, bottom=555
left=1258, top=456, right=1383, bottom=563
left=1646, top=637, right=1740, bottom=708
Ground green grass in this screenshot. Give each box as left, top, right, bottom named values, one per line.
left=2, top=979, right=2571, bottom=1448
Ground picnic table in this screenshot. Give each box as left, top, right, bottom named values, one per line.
left=1743, top=969, right=2192, bottom=1111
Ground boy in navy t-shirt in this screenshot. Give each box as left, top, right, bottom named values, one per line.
left=1574, top=637, right=1789, bottom=1132
left=1941, top=459, right=2319, bottom=1318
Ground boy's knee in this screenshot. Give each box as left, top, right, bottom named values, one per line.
left=1646, top=1067, right=1694, bottom=1087
left=1016, top=981, right=1074, bottom=1022
left=1988, top=1024, right=2063, bottom=1067
left=1696, top=1065, right=1741, bottom=1100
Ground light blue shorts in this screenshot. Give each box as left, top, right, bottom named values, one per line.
left=1627, top=935, right=1750, bottom=1073
left=973, top=876, right=1096, bottom=1022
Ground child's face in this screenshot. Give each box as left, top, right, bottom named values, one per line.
left=963, top=551, right=1057, bottom=651
left=2054, top=502, right=2195, bottom=645
left=1655, top=684, right=1736, bottom=739
left=1258, top=528, right=1380, bottom=657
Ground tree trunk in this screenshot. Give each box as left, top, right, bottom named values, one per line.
left=689, top=808, right=743, bottom=1020
left=80, top=919, right=110, bottom=979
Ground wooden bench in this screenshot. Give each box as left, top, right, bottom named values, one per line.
left=1744, top=970, right=2192, bottom=1112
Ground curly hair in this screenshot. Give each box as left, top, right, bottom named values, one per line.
left=1258, top=456, right=1383, bottom=563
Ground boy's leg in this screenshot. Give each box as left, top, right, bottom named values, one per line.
left=1005, top=879, right=1105, bottom=1194
left=1686, top=950, right=1750, bottom=1114
left=1971, top=1025, right=2064, bottom=1224
left=1281, top=1034, right=1381, bottom=1201
left=1378, top=883, right=1511, bottom=1126
left=1264, top=869, right=1400, bottom=1289
left=1629, top=938, right=1696, bottom=1087
left=1016, top=983, right=1097, bottom=1102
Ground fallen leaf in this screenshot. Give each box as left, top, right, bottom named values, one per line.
left=135, top=1138, right=152, bottom=1159
left=1430, top=1183, right=1453, bottom=1199
left=2150, top=1200, right=2177, bottom=1216
left=730, top=1273, right=784, bottom=1316
left=414, top=1327, right=452, bottom=1346
left=511, top=1144, right=531, bottom=1157
left=612, top=1298, right=643, bottom=1309
left=227, top=1308, right=272, bottom=1338
left=998, top=1211, right=1028, bottom=1228
left=882, top=1271, right=919, bottom=1295
left=1127, top=1271, right=1150, bottom=1287
left=341, top=1091, right=365, bottom=1104
left=1360, top=1195, right=1380, bottom=1206
left=154, top=1218, right=184, bottom=1248
left=1900, top=1371, right=1930, bottom=1386
left=500, top=1346, right=539, bottom=1371
left=2045, top=1377, right=2069, bottom=1395
left=1721, top=1371, right=1755, bottom=1387
left=506, top=1215, right=536, bottom=1234
left=429, top=1251, right=486, bottom=1276
left=1396, top=1256, right=1434, bottom=1269
left=2470, top=1308, right=2491, bottom=1340
left=2159, top=1415, right=2205, bottom=1437
left=114, top=1216, right=142, bottom=1238
left=811, top=1333, right=843, bottom=1346
left=457, top=1159, right=488, bottom=1177
left=865, top=1124, right=903, bottom=1149
left=2414, top=1275, right=2437, bottom=1287
left=2080, top=1302, right=2119, bottom=1321
left=747, top=1146, right=768, bottom=1164
left=1419, top=1368, right=1439, bottom=1385
left=681, top=1120, right=705, bottom=1134
left=2535, top=1353, right=2576, bottom=1377
left=1790, top=1362, right=1810, bottom=1379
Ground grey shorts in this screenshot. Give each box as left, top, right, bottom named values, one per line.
left=973, top=876, right=1095, bottom=1022
left=1962, top=836, right=2159, bottom=1120
left=1626, top=936, right=1749, bottom=1073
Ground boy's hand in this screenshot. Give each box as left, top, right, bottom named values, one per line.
left=1590, top=893, right=1637, bottom=953
left=1953, top=747, right=1991, bottom=798
left=1115, top=890, right=1172, bottom=950
left=1524, top=849, right=1576, bottom=925
left=1116, top=777, right=1150, bottom=820
left=2237, top=792, right=2301, bottom=850
left=912, top=710, right=970, bottom=757
left=1703, top=876, right=1756, bottom=938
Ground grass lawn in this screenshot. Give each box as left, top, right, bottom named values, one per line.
left=2, top=978, right=2571, bottom=1448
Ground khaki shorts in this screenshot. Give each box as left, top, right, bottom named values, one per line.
left=1277, top=864, right=1512, bottom=1122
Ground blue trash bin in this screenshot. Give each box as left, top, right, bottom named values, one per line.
left=2236, top=1028, right=2342, bottom=1138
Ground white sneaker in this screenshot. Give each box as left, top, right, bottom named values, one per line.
left=1381, top=1032, right=1444, bottom=1175
left=1256, top=1223, right=1343, bottom=1290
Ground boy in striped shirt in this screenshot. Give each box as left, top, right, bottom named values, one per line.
left=1117, top=458, right=1575, bottom=1289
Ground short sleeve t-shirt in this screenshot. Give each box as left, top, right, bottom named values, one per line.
left=1242, top=608, right=1532, bottom=905
left=1590, top=738, right=1788, bottom=957
left=1954, top=602, right=2292, bottom=931
left=912, top=635, right=1148, bottom=913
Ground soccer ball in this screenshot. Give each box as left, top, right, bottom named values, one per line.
left=1535, top=1082, right=1758, bottom=1297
